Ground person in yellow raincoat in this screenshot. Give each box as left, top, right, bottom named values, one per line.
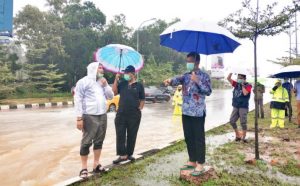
left=270, top=79, right=289, bottom=128
left=172, top=85, right=183, bottom=115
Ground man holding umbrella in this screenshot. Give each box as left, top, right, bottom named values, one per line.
left=164, top=52, right=212, bottom=176
left=112, top=65, right=145, bottom=164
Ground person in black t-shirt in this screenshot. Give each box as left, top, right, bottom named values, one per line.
left=112, top=65, right=145, bottom=164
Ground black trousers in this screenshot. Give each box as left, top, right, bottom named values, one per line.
left=182, top=114, right=206, bottom=164
left=115, top=110, right=141, bottom=156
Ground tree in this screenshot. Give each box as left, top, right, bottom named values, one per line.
left=139, top=54, right=181, bottom=85
left=40, top=64, right=66, bottom=101
left=62, top=1, right=106, bottom=30
left=0, top=46, right=16, bottom=99
left=101, top=14, right=132, bottom=45
left=220, top=0, right=299, bottom=159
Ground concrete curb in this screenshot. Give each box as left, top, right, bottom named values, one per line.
left=0, top=101, right=74, bottom=111
left=54, top=140, right=181, bottom=186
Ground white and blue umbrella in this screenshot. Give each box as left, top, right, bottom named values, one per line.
left=269, top=65, right=300, bottom=78
left=160, top=19, right=241, bottom=55
left=94, top=44, right=144, bottom=74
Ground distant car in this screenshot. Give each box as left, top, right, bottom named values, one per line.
left=145, top=87, right=171, bottom=103
left=159, top=86, right=175, bottom=95
left=106, top=95, right=119, bottom=112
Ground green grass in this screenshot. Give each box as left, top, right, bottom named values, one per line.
left=72, top=140, right=186, bottom=186
left=279, top=160, right=300, bottom=176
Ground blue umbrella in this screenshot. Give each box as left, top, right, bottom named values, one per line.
left=269, top=65, right=300, bottom=78
left=160, top=19, right=241, bottom=55
left=94, top=44, right=144, bottom=74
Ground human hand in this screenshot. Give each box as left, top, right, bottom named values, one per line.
left=115, top=74, right=121, bottom=81
left=77, top=120, right=84, bottom=131
left=100, top=77, right=108, bottom=87
left=164, top=79, right=171, bottom=86
left=191, top=71, right=198, bottom=82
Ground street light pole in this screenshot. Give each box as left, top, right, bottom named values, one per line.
left=136, top=18, right=156, bottom=81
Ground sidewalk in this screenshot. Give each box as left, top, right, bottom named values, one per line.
left=70, top=102, right=300, bottom=186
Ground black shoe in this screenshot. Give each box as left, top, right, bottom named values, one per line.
left=128, top=155, right=135, bottom=161
left=113, top=157, right=128, bottom=164
left=93, top=164, right=105, bottom=174
left=235, top=137, right=241, bottom=142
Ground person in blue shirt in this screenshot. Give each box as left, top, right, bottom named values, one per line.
left=164, top=52, right=212, bottom=176
left=282, top=78, right=293, bottom=122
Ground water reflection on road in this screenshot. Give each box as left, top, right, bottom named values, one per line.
left=0, top=89, right=271, bottom=186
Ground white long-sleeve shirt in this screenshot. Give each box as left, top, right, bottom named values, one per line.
left=74, top=62, right=114, bottom=117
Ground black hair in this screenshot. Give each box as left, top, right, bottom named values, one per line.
left=238, top=74, right=246, bottom=79
left=187, top=52, right=200, bottom=62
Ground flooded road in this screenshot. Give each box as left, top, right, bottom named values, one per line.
left=0, top=89, right=271, bottom=186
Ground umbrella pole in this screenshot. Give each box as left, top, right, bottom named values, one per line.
left=119, top=49, right=123, bottom=73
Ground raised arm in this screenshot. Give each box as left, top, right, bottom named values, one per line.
left=112, top=74, right=121, bottom=96
left=227, top=73, right=233, bottom=84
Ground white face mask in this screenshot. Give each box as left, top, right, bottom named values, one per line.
left=97, top=73, right=104, bottom=79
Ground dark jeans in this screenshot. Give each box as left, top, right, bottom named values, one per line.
left=285, top=96, right=292, bottom=120
left=115, top=110, right=141, bottom=156
left=182, top=114, right=206, bottom=164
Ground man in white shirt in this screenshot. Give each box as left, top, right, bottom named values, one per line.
left=74, top=62, right=114, bottom=178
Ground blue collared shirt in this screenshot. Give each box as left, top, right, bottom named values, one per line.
left=170, top=69, right=212, bottom=117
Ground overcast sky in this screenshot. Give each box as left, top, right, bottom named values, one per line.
left=13, top=0, right=299, bottom=77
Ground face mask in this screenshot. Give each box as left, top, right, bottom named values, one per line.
left=97, top=73, right=104, bottom=79
left=186, top=63, right=194, bottom=71
left=124, top=74, right=131, bottom=81
left=237, top=79, right=244, bottom=84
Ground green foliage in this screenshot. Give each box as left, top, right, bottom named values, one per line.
left=0, top=45, right=18, bottom=99
left=62, top=1, right=106, bottom=30
left=269, top=56, right=300, bottom=67
left=219, top=0, right=298, bottom=41
left=139, top=54, right=184, bottom=85
left=40, top=64, right=66, bottom=101
left=0, top=64, right=15, bottom=99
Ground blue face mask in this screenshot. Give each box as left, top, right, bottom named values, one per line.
left=186, top=63, right=195, bottom=71
left=124, top=74, right=131, bottom=81
left=237, top=79, right=244, bottom=84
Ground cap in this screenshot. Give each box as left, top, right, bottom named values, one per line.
left=123, top=65, right=135, bottom=73
left=275, top=79, right=282, bottom=84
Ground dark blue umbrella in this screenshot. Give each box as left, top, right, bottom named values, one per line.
left=269, top=65, right=300, bottom=78
left=160, top=19, right=241, bottom=55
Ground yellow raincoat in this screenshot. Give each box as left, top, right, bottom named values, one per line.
left=172, top=87, right=183, bottom=115
left=270, top=82, right=289, bottom=128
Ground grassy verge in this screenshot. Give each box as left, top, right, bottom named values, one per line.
left=74, top=100, right=300, bottom=186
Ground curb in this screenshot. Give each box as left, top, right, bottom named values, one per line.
left=0, top=101, right=74, bottom=111
left=54, top=140, right=181, bottom=186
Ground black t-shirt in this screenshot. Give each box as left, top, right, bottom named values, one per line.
left=117, top=81, right=145, bottom=112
